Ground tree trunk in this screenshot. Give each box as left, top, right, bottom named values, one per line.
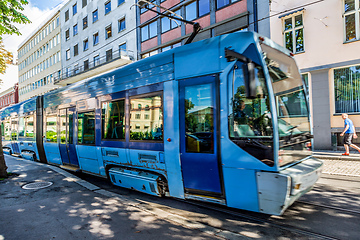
left=0, top=126, right=8, bottom=178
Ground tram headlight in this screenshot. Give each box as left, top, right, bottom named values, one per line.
left=294, top=183, right=301, bottom=190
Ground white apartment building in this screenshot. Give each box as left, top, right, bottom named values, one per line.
left=270, top=0, right=360, bottom=150
left=18, top=10, right=62, bottom=101
left=58, top=0, right=136, bottom=86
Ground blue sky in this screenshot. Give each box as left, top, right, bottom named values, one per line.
left=30, top=0, right=65, bottom=11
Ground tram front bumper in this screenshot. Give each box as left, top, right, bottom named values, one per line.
left=256, top=157, right=323, bottom=215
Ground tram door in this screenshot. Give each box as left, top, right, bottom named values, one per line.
left=179, top=75, right=223, bottom=196
left=59, top=108, right=79, bottom=166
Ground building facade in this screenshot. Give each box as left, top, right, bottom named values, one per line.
left=0, top=84, right=18, bottom=109
left=18, top=10, right=62, bottom=101
left=57, top=0, right=137, bottom=86
left=137, top=0, right=270, bottom=59
left=270, top=0, right=360, bottom=150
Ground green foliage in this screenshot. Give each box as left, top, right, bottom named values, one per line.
left=0, top=40, right=12, bottom=74
left=0, top=0, right=31, bottom=39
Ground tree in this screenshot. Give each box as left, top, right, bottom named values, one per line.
left=0, top=0, right=30, bottom=178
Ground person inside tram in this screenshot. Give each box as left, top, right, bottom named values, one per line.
left=111, top=121, right=124, bottom=139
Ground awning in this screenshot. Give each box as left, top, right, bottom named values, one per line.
left=278, top=8, right=305, bottom=18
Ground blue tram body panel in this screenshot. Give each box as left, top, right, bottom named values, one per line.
left=76, top=145, right=101, bottom=174
left=43, top=143, right=62, bottom=165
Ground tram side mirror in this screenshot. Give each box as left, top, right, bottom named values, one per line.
left=242, top=62, right=257, bottom=99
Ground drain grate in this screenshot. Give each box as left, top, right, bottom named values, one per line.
left=22, top=181, right=53, bottom=190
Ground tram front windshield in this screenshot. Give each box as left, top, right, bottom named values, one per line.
left=261, top=44, right=312, bottom=167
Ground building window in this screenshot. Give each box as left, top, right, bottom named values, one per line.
left=65, top=29, right=70, bottom=41
left=334, top=65, right=360, bottom=113
left=74, top=64, right=79, bottom=74
left=93, top=9, right=98, bottom=23
left=118, top=18, right=126, bottom=32
left=82, top=0, right=87, bottom=8
left=83, top=16, right=88, bottom=29
left=73, top=3, right=77, bottom=15
left=93, top=32, right=99, bottom=45
left=106, top=49, right=112, bottom=62
left=83, top=38, right=89, bottom=51
left=73, top=24, right=78, bottom=36
left=161, top=10, right=180, bottom=33
left=119, top=43, right=126, bottom=56
left=94, top=55, right=100, bottom=66
left=130, top=94, right=163, bottom=141
left=74, top=44, right=79, bottom=56
left=105, top=25, right=112, bottom=39
left=344, top=0, right=360, bottom=42
left=65, top=10, right=69, bottom=21
left=66, top=49, right=71, bottom=60
left=105, top=1, right=111, bottom=15
left=283, top=13, right=304, bottom=53
left=216, top=0, right=239, bottom=9
left=141, top=21, right=157, bottom=42
left=118, top=0, right=124, bottom=6
left=84, top=59, right=89, bottom=70
left=185, top=0, right=210, bottom=21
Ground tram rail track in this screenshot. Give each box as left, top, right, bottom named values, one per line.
left=297, top=200, right=360, bottom=215
left=180, top=199, right=340, bottom=240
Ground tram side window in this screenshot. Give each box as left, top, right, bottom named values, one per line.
left=11, top=118, right=18, bottom=140
left=4, top=118, right=11, bottom=140
left=78, top=111, right=95, bottom=144
left=102, top=99, right=125, bottom=140
left=25, top=115, right=35, bottom=140
left=19, top=117, right=25, bottom=137
left=228, top=62, right=274, bottom=166
left=1, top=122, right=4, bottom=137
left=130, top=93, right=163, bottom=141
left=45, top=115, right=57, bottom=143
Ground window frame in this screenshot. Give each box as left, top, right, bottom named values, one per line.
left=105, top=1, right=111, bottom=15
left=141, top=21, right=157, bottom=42
left=93, top=9, right=99, bottom=23
left=83, top=16, right=88, bottom=29
left=73, top=24, right=78, bottom=36
left=105, top=24, right=112, bottom=39
left=66, top=49, right=71, bottom=60
left=101, top=96, right=126, bottom=142
left=282, top=13, right=305, bottom=54
left=343, top=0, right=360, bottom=42
left=73, top=3, right=77, bottom=15
left=118, top=18, right=126, bottom=32
left=93, top=32, right=99, bottom=45
left=83, top=38, right=89, bottom=51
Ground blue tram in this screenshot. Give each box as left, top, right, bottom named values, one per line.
left=0, top=32, right=323, bottom=215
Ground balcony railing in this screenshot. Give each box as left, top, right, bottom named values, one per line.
left=54, top=49, right=135, bottom=84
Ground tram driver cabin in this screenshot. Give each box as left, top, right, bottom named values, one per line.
left=1, top=32, right=323, bottom=215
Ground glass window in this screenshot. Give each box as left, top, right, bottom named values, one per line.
left=283, top=14, right=304, bottom=53
left=141, top=21, right=157, bottom=42
left=130, top=93, right=163, bottom=141
left=105, top=25, right=112, bottom=39
left=78, top=112, right=95, bottom=144
left=4, top=118, right=10, bottom=140
left=184, top=84, right=214, bottom=153
left=73, top=3, right=77, bottom=15
left=106, top=49, right=112, bottom=61
left=216, top=0, right=238, bottom=9
left=82, top=0, right=87, bottom=8
left=45, top=115, right=56, bottom=143
left=94, top=54, right=100, bottom=66
left=19, top=117, right=25, bottom=137
left=65, top=29, right=70, bottom=41
left=161, top=10, right=181, bottom=33
left=198, top=0, right=210, bottom=17
left=83, top=16, right=88, bottom=29
left=65, top=10, right=69, bottom=21
left=66, top=49, right=71, bottom=60
left=105, top=1, right=111, bottom=15
left=228, top=62, right=274, bottom=166
left=334, top=65, right=360, bottom=113
left=93, top=9, right=98, bottom=23
left=84, top=59, right=89, bottom=70
left=118, top=0, right=124, bottom=5
left=119, top=43, right=126, bottom=56
left=118, top=18, right=126, bottom=32
left=102, top=99, right=125, bottom=140
left=25, top=115, right=35, bottom=140
left=93, top=32, right=99, bottom=45
left=73, top=24, right=78, bottom=36
left=83, top=38, right=89, bottom=51
left=59, top=110, right=66, bottom=144
left=186, top=2, right=197, bottom=21
left=11, top=118, right=18, bottom=140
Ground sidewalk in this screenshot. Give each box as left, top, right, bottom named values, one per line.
left=314, top=150, right=360, bottom=177
left=0, top=155, right=227, bottom=240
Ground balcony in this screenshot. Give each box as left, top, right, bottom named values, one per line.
left=54, top=49, right=134, bottom=86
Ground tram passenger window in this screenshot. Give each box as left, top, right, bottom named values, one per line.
left=25, top=115, right=35, bottom=140
left=228, top=62, right=274, bottom=166
left=60, top=110, right=67, bottom=144
left=45, top=115, right=57, bottom=143
left=19, top=117, right=25, bottom=137
left=4, top=118, right=11, bottom=140
left=11, top=119, right=18, bottom=140
left=102, top=99, right=125, bottom=140
left=130, top=93, right=163, bottom=141
left=78, top=111, right=95, bottom=144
